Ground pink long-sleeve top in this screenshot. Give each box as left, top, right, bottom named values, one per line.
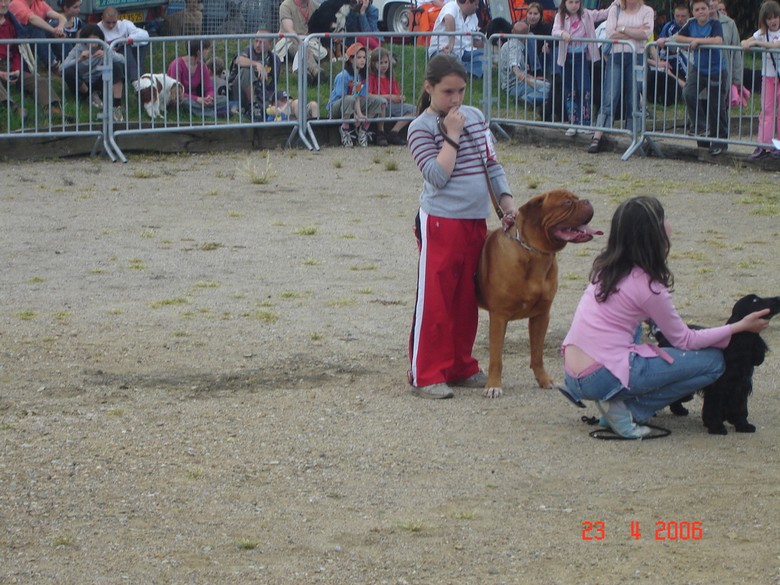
left=562, top=267, right=732, bottom=387
left=604, top=4, right=655, bottom=54
left=167, top=56, right=214, bottom=101
left=552, top=7, right=611, bottom=66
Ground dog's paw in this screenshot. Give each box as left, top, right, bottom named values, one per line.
left=482, top=386, right=503, bottom=398
left=669, top=402, right=689, bottom=416
left=707, top=424, right=728, bottom=435
left=535, top=376, right=554, bottom=389
left=733, top=422, right=756, bottom=433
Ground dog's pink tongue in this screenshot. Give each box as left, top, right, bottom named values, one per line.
left=556, top=225, right=604, bottom=242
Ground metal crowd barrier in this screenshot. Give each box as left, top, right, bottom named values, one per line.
left=2, top=33, right=778, bottom=162
left=641, top=41, right=767, bottom=157
left=0, top=37, right=110, bottom=158
left=486, top=33, right=642, bottom=158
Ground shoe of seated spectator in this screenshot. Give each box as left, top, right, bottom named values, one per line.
left=772, top=149, right=780, bottom=159
left=708, top=145, right=723, bottom=157
left=411, top=383, right=454, bottom=399
left=596, top=399, right=651, bottom=439
left=91, top=91, right=103, bottom=109
left=375, top=131, right=389, bottom=147
left=357, top=126, right=369, bottom=148
left=339, top=126, right=354, bottom=148
left=112, top=106, right=124, bottom=123
left=387, top=130, right=406, bottom=145
left=747, top=147, right=770, bottom=161
left=565, top=127, right=577, bottom=137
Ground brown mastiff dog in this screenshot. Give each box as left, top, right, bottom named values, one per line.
left=476, top=190, right=602, bottom=398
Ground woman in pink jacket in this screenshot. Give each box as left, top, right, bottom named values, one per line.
left=552, top=0, right=611, bottom=135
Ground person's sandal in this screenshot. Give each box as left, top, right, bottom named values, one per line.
left=587, top=136, right=602, bottom=154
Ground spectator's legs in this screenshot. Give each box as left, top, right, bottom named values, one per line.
left=683, top=66, right=706, bottom=135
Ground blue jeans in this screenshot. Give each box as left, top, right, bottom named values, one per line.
left=507, top=77, right=551, bottom=105
left=558, top=52, right=591, bottom=126
left=564, top=332, right=725, bottom=423
left=595, top=51, right=643, bottom=130
left=461, top=50, right=484, bottom=79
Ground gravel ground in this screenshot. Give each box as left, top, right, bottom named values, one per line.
left=1, top=144, right=779, bottom=584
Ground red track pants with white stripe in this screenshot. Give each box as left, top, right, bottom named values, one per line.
left=408, top=209, right=487, bottom=387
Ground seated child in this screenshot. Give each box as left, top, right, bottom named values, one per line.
left=368, top=47, right=415, bottom=145
left=327, top=42, right=386, bottom=147
left=490, top=18, right=551, bottom=107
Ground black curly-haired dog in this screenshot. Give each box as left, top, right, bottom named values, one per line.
left=307, top=0, right=355, bottom=34
left=655, top=294, right=779, bottom=435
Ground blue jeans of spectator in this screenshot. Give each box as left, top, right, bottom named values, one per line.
left=558, top=52, right=591, bottom=126
left=461, top=50, right=484, bottom=79
left=507, top=76, right=550, bottom=106
left=564, top=327, right=725, bottom=423
left=595, top=51, right=643, bottom=132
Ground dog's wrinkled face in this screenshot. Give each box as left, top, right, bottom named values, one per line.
left=520, top=189, right=603, bottom=252
left=728, top=294, right=780, bottom=324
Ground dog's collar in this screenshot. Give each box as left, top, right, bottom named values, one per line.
left=509, top=227, right=554, bottom=256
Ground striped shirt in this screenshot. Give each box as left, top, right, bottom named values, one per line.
left=408, top=106, right=511, bottom=219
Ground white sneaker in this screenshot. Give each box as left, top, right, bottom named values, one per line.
left=112, top=106, right=124, bottom=123
left=565, top=127, right=577, bottom=137
left=90, top=91, right=103, bottom=109
left=596, top=399, right=651, bottom=439
left=357, top=126, right=369, bottom=148
left=339, top=126, right=354, bottom=148
left=412, top=383, right=454, bottom=399
left=576, top=128, right=590, bottom=135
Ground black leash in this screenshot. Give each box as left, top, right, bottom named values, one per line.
left=581, top=415, right=672, bottom=441
left=558, top=385, right=672, bottom=440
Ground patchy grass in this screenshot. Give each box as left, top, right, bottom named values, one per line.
left=28, top=276, right=45, bottom=284
left=350, top=264, right=377, bottom=271
left=240, top=151, right=276, bottom=185
left=385, top=160, right=399, bottom=171
left=192, top=280, right=221, bottom=289
left=295, top=226, right=318, bottom=236
left=397, top=520, right=425, bottom=533
left=149, top=297, right=190, bottom=309
left=242, top=310, right=279, bottom=323
left=17, top=311, right=37, bottom=320
left=199, top=242, right=224, bottom=251
left=327, top=298, right=356, bottom=308
left=237, top=538, right=260, bottom=550
left=303, top=258, right=321, bottom=266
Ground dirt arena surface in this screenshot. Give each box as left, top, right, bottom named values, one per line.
left=1, top=144, right=779, bottom=584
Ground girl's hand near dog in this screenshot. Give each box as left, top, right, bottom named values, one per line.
left=731, top=309, right=771, bottom=334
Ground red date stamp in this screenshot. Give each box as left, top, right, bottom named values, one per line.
left=582, top=520, right=703, bottom=541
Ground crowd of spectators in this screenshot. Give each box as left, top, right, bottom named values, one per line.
left=1, top=0, right=778, bottom=160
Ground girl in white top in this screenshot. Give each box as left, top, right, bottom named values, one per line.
left=741, top=0, right=780, bottom=160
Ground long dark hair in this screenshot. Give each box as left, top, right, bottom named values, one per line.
left=590, top=196, right=673, bottom=303
left=416, top=53, right=467, bottom=115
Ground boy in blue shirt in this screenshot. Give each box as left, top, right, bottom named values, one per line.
left=659, top=0, right=726, bottom=155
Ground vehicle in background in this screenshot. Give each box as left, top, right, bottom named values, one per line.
left=45, top=0, right=168, bottom=26
left=377, top=0, right=557, bottom=35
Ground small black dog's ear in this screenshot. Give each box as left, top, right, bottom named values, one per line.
left=751, top=337, right=769, bottom=367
